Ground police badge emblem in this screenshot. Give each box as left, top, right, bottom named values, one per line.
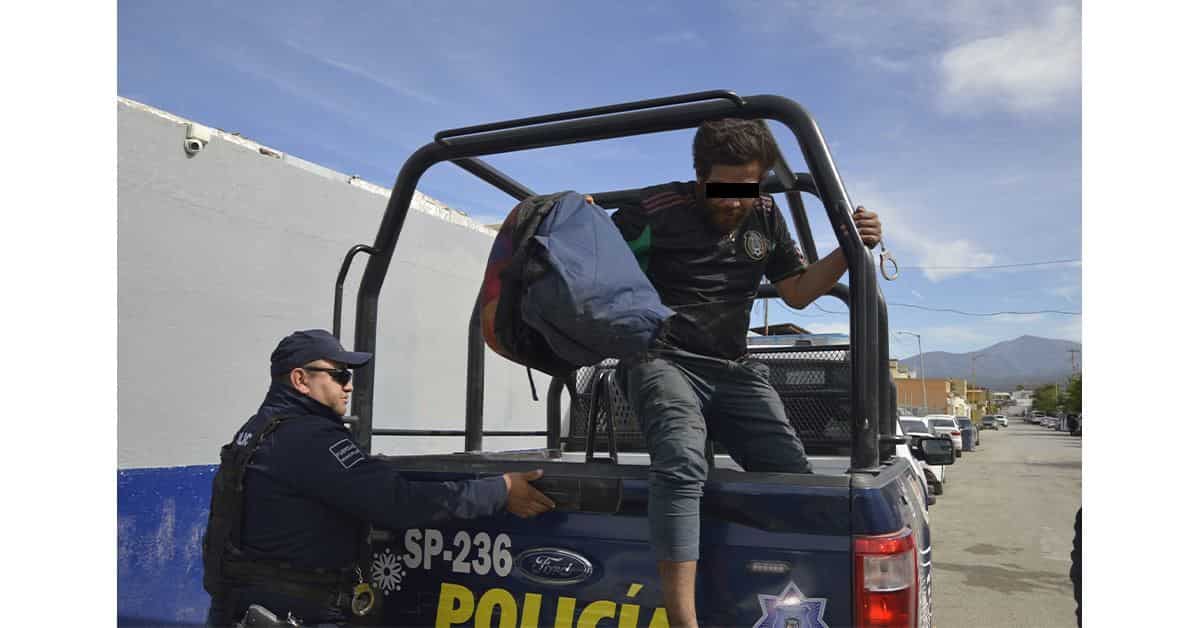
left=752, top=582, right=831, bottom=628
left=743, top=230, right=769, bottom=261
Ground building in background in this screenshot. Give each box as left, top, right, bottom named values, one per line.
left=967, top=387, right=990, bottom=418
left=895, top=378, right=952, bottom=415
left=889, top=358, right=914, bottom=380
left=949, top=395, right=971, bottom=418
left=117, top=98, right=548, bottom=624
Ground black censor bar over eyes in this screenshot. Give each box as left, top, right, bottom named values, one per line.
left=705, top=182, right=761, bottom=198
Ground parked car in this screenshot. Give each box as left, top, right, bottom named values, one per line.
left=994, top=414, right=1008, bottom=427
left=900, top=418, right=947, bottom=495
left=980, top=415, right=1000, bottom=430
left=1030, top=410, right=1045, bottom=424
left=927, top=415, right=964, bottom=457
left=894, top=418, right=933, bottom=506
left=956, top=416, right=979, bottom=448
left=1042, top=416, right=1058, bottom=428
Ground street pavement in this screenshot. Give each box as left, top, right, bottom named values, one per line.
left=931, top=420, right=1081, bottom=627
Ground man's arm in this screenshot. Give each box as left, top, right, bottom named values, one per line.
left=773, top=207, right=881, bottom=309
left=283, top=421, right=554, bottom=529
left=774, top=248, right=848, bottom=309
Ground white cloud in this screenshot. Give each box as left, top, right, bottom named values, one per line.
left=282, top=40, right=442, bottom=106
left=728, top=0, right=1080, bottom=116
left=853, top=186, right=996, bottom=282
left=938, top=5, right=1080, bottom=114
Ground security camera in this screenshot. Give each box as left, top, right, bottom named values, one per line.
left=184, top=123, right=212, bottom=155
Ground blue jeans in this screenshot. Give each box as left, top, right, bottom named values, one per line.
left=617, top=343, right=812, bottom=562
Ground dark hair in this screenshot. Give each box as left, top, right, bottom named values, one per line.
left=692, top=118, right=780, bottom=179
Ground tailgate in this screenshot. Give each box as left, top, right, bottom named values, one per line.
left=368, top=460, right=853, bottom=627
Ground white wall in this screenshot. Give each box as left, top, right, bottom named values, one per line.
left=118, top=99, right=550, bottom=468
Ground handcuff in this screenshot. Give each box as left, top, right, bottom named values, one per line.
left=878, top=239, right=899, bottom=281
left=852, top=204, right=899, bottom=281
left=350, top=566, right=376, bottom=617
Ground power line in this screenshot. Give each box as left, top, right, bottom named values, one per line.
left=905, top=258, right=1080, bottom=271
left=797, top=301, right=1080, bottom=317
left=890, top=303, right=1080, bottom=316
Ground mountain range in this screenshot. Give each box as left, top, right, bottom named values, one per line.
left=896, top=335, right=1081, bottom=391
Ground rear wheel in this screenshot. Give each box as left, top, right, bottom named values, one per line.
left=1071, top=508, right=1082, bottom=626
left=925, top=471, right=944, bottom=495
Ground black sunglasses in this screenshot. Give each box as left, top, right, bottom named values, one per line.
left=301, top=366, right=353, bottom=386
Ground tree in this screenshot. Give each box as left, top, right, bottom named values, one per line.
left=1033, top=384, right=1059, bottom=414
left=1064, top=375, right=1082, bottom=415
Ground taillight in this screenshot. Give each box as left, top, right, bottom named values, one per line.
left=950, top=430, right=960, bottom=436
left=854, top=528, right=917, bottom=627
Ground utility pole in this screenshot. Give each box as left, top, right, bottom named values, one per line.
left=896, top=331, right=928, bottom=415
left=970, top=353, right=987, bottom=419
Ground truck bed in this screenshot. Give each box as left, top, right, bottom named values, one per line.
left=369, top=451, right=926, bottom=627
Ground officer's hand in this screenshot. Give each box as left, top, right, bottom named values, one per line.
left=503, top=469, right=556, bottom=518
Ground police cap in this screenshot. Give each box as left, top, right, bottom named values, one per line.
left=270, top=329, right=373, bottom=376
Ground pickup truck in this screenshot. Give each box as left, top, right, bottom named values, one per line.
left=337, top=91, right=955, bottom=627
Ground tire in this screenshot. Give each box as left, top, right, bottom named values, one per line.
left=1071, top=508, right=1082, bottom=626
left=955, top=450, right=962, bottom=458
left=932, top=480, right=943, bottom=495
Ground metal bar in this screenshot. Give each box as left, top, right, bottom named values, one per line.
left=450, top=158, right=537, bottom=203
left=371, top=429, right=549, bottom=437
left=546, top=376, right=566, bottom=450
left=332, top=245, right=378, bottom=341
left=584, top=375, right=603, bottom=463
left=465, top=299, right=485, bottom=452
left=877, top=295, right=895, bottom=462
left=755, top=281, right=849, bottom=304
left=435, top=90, right=745, bottom=146
left=769, top=153, right=820, bottom=264
left=353, top=93, right=879, bottom=467
left=603, top=371, right=619, bottom=464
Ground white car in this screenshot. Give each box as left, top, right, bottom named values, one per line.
left=900, top=418, right=946, bottom=495
left=892, top=418, right=932, bottom=508
left=994, top=414, right=1009, bottom=428
left=926, top=415, right=964, bottom=457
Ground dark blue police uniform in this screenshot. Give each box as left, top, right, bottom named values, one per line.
left=204, top=330, right=509, bottom=625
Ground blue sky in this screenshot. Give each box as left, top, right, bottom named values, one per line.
left=118, top=0, right=1081, bottom=359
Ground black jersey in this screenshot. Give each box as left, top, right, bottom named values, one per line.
left=611, top=181, right=807, bottom=360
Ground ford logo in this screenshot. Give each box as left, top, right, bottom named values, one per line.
left=515, top=548, right=594, bottom=585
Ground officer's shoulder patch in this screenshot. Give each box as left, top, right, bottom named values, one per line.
left=328, top=438, right=366, bottom=470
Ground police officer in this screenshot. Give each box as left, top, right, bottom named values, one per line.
left=203, top=329, right=555, bottom=626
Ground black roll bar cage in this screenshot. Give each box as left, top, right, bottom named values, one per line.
left=345, top=91, right=890, bottom=472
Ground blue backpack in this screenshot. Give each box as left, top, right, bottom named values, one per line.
left=479, top=191, right=673, bottom=378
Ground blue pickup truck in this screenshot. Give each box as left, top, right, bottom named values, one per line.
left=338, top=91, right=956, bottom=627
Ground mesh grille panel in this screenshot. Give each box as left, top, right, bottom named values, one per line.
left=564, top=347, right=853, bottom=452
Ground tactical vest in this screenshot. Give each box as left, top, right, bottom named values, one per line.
left=201, top=415, right=369, bottom=624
